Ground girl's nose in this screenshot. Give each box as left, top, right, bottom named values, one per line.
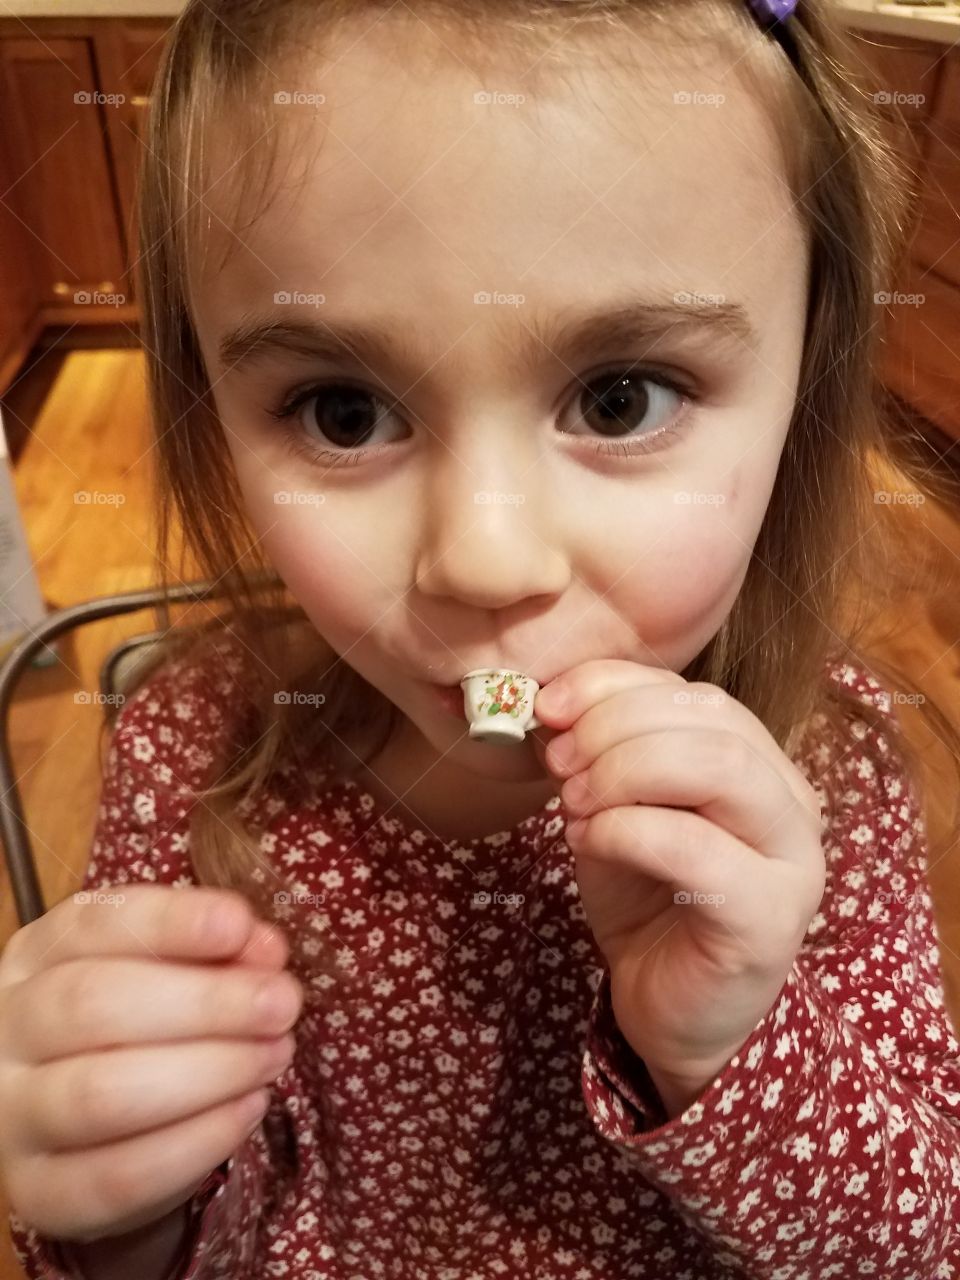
left=414, top=449, right=568, bottom=609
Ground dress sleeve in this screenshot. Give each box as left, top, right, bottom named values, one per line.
left=580, top=663, right=960, bottom=1276
left=7, top=640, right=275, bottom=1279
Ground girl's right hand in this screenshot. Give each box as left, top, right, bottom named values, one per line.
left=0, top=884, right=304, bottom=1244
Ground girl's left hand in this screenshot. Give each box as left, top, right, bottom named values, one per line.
left=533, top=660, right=826, bottom=1116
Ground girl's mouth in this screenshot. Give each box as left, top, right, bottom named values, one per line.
left=428, top=682, right=466, bottom=717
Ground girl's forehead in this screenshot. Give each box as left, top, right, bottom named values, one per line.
left=191, top=19, right=804, bottom=340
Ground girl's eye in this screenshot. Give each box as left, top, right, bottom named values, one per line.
left=560, top=368, right=690, bottom=454
left=267, top=366, right=695, bottom=469
left=268, top=383, right=403, bottom=468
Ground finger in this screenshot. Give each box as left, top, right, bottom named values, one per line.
left=17, top=1034, right=295, bottom=1152
left=545, top=680, right=819, bottom=812
left=534, top=659, right=684, bottom=729
left=526, top=722, right=566, bottom=781
left=7, top=1087, right=271, bottom=1243
left=569, top=804, right=820, bottom=949
left=568, top=804, right=763, bottom=929
left=561, top=727, right=818, bottom=866
left=1, top=885, right=266, bottom=987
left=7, top=956, right=304, bottom=1064
left=235, top=917, right=291, bottom=969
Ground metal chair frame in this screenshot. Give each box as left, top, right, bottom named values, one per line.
left=0, top=579, right=232, bottom=927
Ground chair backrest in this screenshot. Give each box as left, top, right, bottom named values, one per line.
left=0, top=580, right=244, bottom=927
left=100, top=631, right=171, bottom=703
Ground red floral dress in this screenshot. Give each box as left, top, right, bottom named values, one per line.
left=9, top=638, right=960, bottom=1279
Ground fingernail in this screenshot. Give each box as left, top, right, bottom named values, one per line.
left=204, top=901, right=245, bottom=948
left=242, top=1088, right=270, bottom=1125
left=537, top=682, right=567, bottom=717
left=256, top=922, right=284, bottom=950
left=266, top=1033, right=296, bottom=1070
left=561, top=773, right=589, bottom=809
left=257, top=976, right=300, bottom=1025
left=546, top=733, right=576, bottom=776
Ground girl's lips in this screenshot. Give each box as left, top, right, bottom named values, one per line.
left=431, top=682, right=466, bottom=717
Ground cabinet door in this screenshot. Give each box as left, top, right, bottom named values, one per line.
left=908, top=54, right=960, bottom=292
left=909, top=120, right=960, bottom=291
left=95, top=19, right=174, bottom=302
left=883, top=267, right=960, bottom=440
left=0, top=36, right=127, bottom=308
left=844, top=29, right=960, bottom=442
left=0, top=72, right=43, bottom=388
left=843, top=31, right=941, bottom=231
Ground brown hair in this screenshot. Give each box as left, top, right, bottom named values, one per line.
left=127, top=0, right=960, bottom=983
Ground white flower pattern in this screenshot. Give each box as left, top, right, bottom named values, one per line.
left=9, top=638, right=960, bottom=1279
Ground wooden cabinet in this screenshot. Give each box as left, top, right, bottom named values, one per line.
left=910, top=119, right=960, bottom=290
left=95, top=21, right=172, bottom=281
left=885, top=266, right=960, bottom=433
left=0, top=17, right=171, bottom=393
left=0, top=82, right=42, bottom=393
left=843, top=29, right=960, bottom=443
left=3, top=13, right=960, bottom=438
left=0, top=37, right=128, bottom=306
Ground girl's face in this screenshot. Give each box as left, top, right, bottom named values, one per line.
left=191, top=20, right=808, bottom=791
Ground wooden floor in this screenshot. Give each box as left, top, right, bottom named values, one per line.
left=0, top=346, right=958, bottom=1275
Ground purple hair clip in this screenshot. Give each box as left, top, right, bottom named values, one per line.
left=747, top=0, right=799, bottom=26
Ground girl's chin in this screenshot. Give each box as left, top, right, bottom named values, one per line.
left=424, top=718, right=558, bottom=784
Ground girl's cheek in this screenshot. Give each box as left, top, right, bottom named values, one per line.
left=259, top=503, right=389, bottom=625
left=588, top=485, right=755, bottom=665
left=641, top=543, right=749, bottom=661
left=223, top=438, right=393, bottom=633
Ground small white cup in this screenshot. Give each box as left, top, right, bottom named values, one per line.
left=459, top=669, right=542, bottom=744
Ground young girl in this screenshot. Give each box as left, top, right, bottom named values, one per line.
left=4, top=0, right=960, bottom=1276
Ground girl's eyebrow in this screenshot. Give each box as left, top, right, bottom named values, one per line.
left=216, top=296, right=759, bottom=376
